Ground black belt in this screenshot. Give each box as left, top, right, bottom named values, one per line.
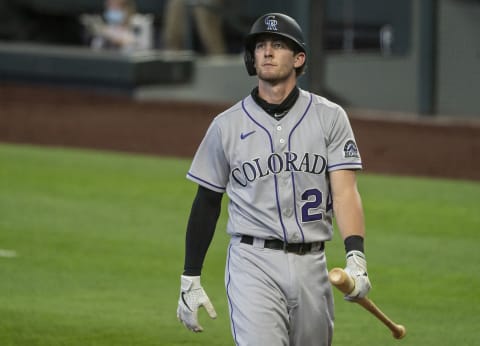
left=240, top=235, right=324, bottom=255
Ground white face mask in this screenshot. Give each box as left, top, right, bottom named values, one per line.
left=104, top=9, right=126, bottom=24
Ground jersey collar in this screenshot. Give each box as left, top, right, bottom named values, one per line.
left=251, top=86, right=300, bottom=119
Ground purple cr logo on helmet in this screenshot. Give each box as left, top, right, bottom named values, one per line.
left=264, top=15, right=279, bottom=31
left=244, top=13, right=307, bottom=76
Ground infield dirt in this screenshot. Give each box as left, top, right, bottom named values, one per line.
left=1, top=83, right=479, bottom=181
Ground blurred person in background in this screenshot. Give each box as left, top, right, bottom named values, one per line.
left=81, top=0, right=154, bottom=53
left=162, top=0, right=226, bottom=55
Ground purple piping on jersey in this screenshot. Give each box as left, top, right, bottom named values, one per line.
left=288, top=93, right=314, bottom=243
left=186, top=172, right=226, bottom=191
left=327, top=162, right=363, bottom=170
left=225, top=244, right=239, bottom=345
left=241, top=98, right=288, bottom=243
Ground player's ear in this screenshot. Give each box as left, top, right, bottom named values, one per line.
left=293, top=52, right=306, bottom=69
left=244, top=49, right=257, bottom=76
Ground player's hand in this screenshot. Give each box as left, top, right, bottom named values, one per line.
left=343, top=250, right=371, bottom=301
left=177, top=275, right=217, bottom=332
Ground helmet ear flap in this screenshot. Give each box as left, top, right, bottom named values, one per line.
left=244, top=49, right=257, bottom=76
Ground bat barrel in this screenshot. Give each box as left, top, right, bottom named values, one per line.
left=328, top=267, right=355, bottom=294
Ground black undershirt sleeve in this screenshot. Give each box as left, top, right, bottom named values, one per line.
left=183, top=185, right=223, bottom=276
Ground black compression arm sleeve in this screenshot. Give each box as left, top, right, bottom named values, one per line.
left=183, top=185, right=223, bottom=276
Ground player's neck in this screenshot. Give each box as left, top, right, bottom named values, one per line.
left=258, top=79, right=297, bottom=104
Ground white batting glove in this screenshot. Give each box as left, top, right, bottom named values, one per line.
left=177, top=275, right=217, bottom=332
left=343, top=250, right=371, bottom=301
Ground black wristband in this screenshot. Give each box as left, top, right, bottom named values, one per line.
left=344, top=235, right=364, bottom=253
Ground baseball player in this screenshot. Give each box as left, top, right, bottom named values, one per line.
left=177, top=12, right=372, bottom=346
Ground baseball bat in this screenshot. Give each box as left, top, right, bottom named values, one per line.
left=328, top=268, right=406, bottom=340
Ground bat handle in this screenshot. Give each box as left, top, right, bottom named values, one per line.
left=357, top=297, right=407, bottom=339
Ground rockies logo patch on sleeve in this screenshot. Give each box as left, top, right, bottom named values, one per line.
left=343, top=140, right=360, bottom=158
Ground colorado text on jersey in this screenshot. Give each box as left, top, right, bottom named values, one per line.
left=231, top=151, right=326, bottom=187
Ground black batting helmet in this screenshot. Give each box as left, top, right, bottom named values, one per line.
left=244, top=13, right=307, bottom=76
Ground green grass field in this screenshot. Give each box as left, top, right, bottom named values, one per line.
left=1, top=143, right=479, bottom=345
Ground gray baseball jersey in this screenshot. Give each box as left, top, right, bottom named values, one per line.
left=187, top=89, right=362, bottom=243
left=187, top=89, right=362, bottom=345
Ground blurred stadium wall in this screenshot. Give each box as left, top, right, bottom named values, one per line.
left=0, top=0, right=479, bottom=118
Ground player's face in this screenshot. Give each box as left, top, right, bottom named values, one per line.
left=254, top=35, right=305, bottom=84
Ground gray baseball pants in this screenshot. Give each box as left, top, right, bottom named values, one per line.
left=225, top=236, right=334, bottom=346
